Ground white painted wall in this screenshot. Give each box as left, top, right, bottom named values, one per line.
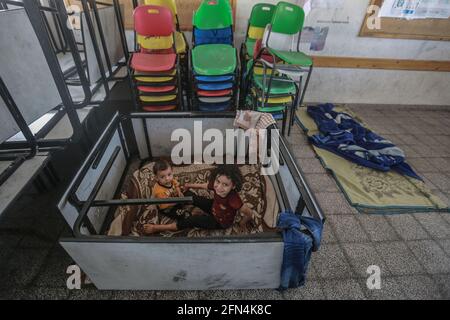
left=127, top=0, right=450, bottom=105
left=235, top=0, right=450, bottom=105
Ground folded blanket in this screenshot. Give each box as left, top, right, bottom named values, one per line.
left=234, top=110, right=276, bottom=130
left=307, top=103, right=420, bottom=180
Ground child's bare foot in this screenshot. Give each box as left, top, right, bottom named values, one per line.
left=144, top=224, right=157, bottom=234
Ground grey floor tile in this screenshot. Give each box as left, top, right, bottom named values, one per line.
left=360, top=277, right=407, bottom=300
left=311, top=244, right=353, bottom=279
left=296, top=158, right=327, bottom=174
left=292, top=145, right=316, bottom=159
left=438, top=239, right=450, bottom=256
left=357, top=215, right=399, bottom=242
left=433, top=274, right=450, bottom=299
left=18, top=234, right=58, bottom=249
left=0, top=247, right=51, bottom=290
left=434, top=135, right=450, bottom=146
left=342, top=243, right=390, bottom=278
left=111, top=290, right=156, bottom=300
left=441, top=212, right=450, bottom=225
left=421, top=176, right=440, bottom=191
left=386, top=214, right=429, bottom=241
left=397, top=134, right=422, bottom=146
left=395, top=275, right=443, bottom=300
left=413, top=214, right=450, bottom=239
left=400, top=145, right=421, bottom=159
left=410, top=144, right=439, bottom=158
left=321, top=222, right=337, bottom=244
left=69, top=285, right=115, bottom=300
left=306, top=260, right=321, bottom=280
left=427, top=158, right=450, bottom=173
left=199, top=290, right=242, bottom=300
left=327, top=216, right=369, bottom=243
left=321, top=278, right=365, bottom=300
left=0, top=235, right=22, bottom=267
left=408, top=158, right=439, bottom=173
left=407, top=240, right=450, bottom=274
left=314, top=192, right=358, bottom=215
left=155, top=290, right=198, bottom=300
left=412, top=134, right=442, bottom=147
left=430, top=146, right=450, bottom=158
left=0, top=287, right=71, bottom=300
left=289, top=133, right=309, bottom=146
left=282, top=280, right=325, bottom=300
left=374, top=242, right=424, bottom=276
left=241, top=289, right=284, bottom=300
left=305, top=173, right=340, bottom=193
left=434, top=191, right=450, bottom=207
left=33, top=246, right=77, bottom=288
left=422, top=173, right=450, bottom=191
left=68, top=288, right=114, bottom=300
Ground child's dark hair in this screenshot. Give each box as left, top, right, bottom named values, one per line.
left=209, top=165, right=243, bottom=192
left=153, top=159, right=172, bottom=175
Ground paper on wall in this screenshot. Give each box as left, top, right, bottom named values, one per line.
left=379, top=0, right=450, bottom=19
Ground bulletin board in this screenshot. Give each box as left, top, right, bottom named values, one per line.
left=359, top=0, right=450, bottom=41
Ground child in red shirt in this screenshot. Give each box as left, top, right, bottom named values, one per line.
left=144, top=165, right=254, bottom=234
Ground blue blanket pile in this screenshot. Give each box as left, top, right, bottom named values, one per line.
left=307, top=103, right=420, bottom=180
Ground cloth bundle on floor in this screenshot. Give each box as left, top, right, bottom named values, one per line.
left=277, top=211, right=323, bottom=290
left=307, top=103, right=420, bottom=180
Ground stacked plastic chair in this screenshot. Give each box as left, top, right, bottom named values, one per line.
left=190, top=0, right=239, bottom=112
left=245, top=2, right=313, bottom=135
left=129, top=5, right=183, bottom=111
left=143, top=0, right=189, bottom=107
left=242, top=3, right=293, bottom=133
left=239, top=3, right=275, bottom=88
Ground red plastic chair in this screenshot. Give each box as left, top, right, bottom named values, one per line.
left=130, top=5, right=176, bottom=73
left=129, top=5, right=184, bottom=111
left=134, top=5, right=173, bottom=37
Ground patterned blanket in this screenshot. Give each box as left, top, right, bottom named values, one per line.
left=107, top=162, right=279, bottom=237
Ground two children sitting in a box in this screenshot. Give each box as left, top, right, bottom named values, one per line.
left=142, top=160, right=254, bottom=235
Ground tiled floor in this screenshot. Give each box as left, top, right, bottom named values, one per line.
left=0, top=104, right=449, bottom=299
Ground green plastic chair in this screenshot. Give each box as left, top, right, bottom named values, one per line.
left=253, top=75, right=296, bottom=95
left=190, top=0, right=238, bottom=110
left=243, top=3, right=276, bottom=58
left=192, top=0, right=233, bottom=30
left=253, top=1, right=314, bottom=135
left=192, top=44, right=237, bottom=76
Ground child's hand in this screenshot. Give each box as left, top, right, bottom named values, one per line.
left=143, top=224, right=156, bottom=234
left=181, top=184, right=189, bottom=193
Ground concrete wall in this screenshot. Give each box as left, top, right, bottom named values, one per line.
left=234, top=0, right=450, bottom=105
left=127, top=0, right=450, bottom=105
